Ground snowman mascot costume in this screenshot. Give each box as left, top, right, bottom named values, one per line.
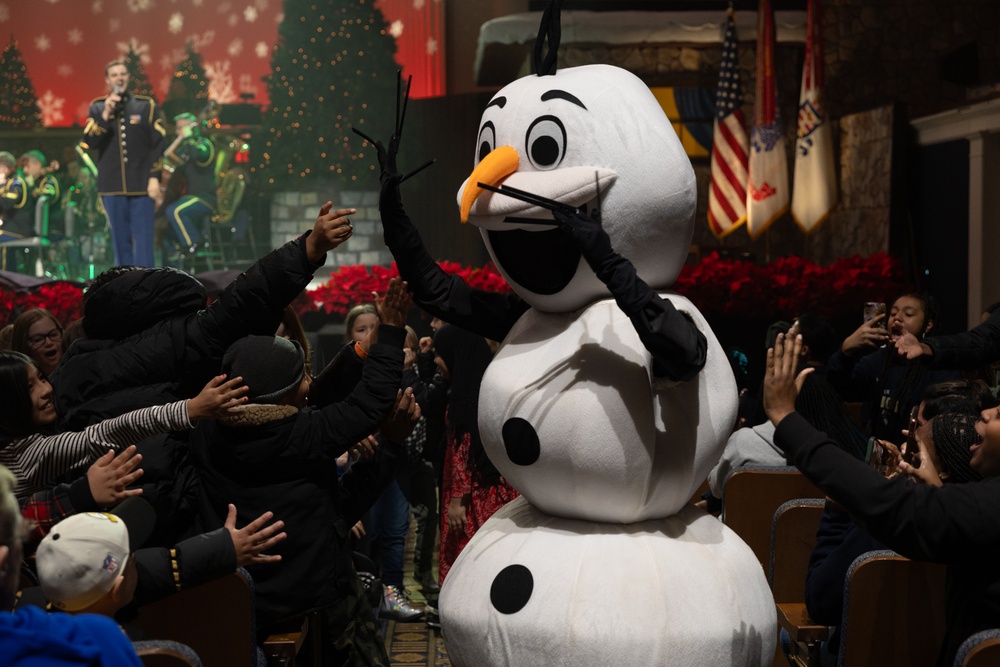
left=359, top=3, right=775, bottom=664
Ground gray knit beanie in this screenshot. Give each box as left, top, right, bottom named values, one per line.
left=222, top=335, right=305, bottom=404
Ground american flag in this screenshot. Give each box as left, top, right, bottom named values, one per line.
left=707, top=11, right=750, bottom=238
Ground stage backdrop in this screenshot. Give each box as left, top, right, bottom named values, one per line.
left=0, top=0, right=443, bottom=127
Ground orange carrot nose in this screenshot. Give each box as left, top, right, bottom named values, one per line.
left=459, top=146, right=519, bottom=223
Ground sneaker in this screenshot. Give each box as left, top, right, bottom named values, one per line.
left=379, top=585, right=424, bottom=622
left=416, top=570, right=441, bottom=594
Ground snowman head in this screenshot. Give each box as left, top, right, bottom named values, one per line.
left=456, top=64, right=697, bottom=313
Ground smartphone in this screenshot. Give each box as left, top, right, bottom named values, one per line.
left=863, top=302, right=886, bottom=329
left=900, top=406, right=920, bottom=467
left=866, top=437, right=889, bottom=476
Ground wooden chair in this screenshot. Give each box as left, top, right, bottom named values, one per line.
left=955, top=629, right=1000, bottom=667
left=133, top=640, right=203, bottom=667
left=769, top=498, right=828, bottom=667
left=769, top=498, right=826, bottom=603
left=131, top=569, right=263, bottom=667
left=131, top=568, right=310, bottom=667
left=722, top=465, right=823, bottom=570
left=836, top=550, right=947, bottom=667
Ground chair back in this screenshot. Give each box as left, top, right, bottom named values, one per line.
left=133, top=639, right=203, bottom=667
left=131, top=569, right=260, bottom=667
left=955, top=629, right=1000, bottom=667
left=837, top=550, right=947, bottom=667
left=722, top=465, right=823, bottom=569
left=769, top=498, right=826, bottom=603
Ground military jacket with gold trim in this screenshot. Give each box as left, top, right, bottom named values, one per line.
left=83, top=93, right=166, bottom=196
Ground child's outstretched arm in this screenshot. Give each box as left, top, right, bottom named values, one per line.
left=186, top=374, right=248, bottom=421
left=5, top=376, right=244, bottom=500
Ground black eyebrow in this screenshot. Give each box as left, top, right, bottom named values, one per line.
left=541, top=89, right=587, bottom=110
left=486, top=97, right=507, bottom=110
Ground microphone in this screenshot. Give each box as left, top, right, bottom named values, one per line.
left=110, top=83, right=125, bottom=116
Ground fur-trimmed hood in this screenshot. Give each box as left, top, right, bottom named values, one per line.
left=218, top=403, right=298, bottom=427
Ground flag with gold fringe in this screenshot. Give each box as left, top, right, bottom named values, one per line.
left=791, top=0, right=837, bottom=233
left=746, top=0, right=789, bottom=239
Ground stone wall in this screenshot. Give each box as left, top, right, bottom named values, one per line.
left=268, top=189, right=392, bottom=268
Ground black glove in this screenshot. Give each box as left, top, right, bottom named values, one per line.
left=552, top=205, right=653, bottom=317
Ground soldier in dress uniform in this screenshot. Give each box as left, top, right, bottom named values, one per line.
left=82, top=59, right=166, bottom=267
left=163, top=112, right=218, bottom=261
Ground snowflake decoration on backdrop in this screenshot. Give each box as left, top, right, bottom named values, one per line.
left=57, top=64, right=73, bottom=77
left=168, top=12, right=183, bottom=34
left=109, top=18, right=120, bottom=32
left=0, top=4, right=9, bottom=22
left=192, top=0, right=202, bottom=5
left=37, top=90, right=66, bottom=125
left=426, top=37, right=437, bottom=55
left=244, top=6, right=258, bottom=22
left=228, top=38, right=243, bottom=57
left=205, top=60, right=236, bottom=103
left=117, top=37, right=152, bottom=64
left=127, top=0, right=154, bottom=12
left=413, top=0, right=424, bottom=9
left=190, top=30, right=215, bottom=49
left=255, top=41, right=269, bottom=58
left=216, top=1, right=231, bottom=14
left=159, top=54, right=174, bottom=70
left=91, top=0, right=102, bottom=13
left=35, top=35, right=52, bottom=52
left=68, top=29, right=83, bottom=45
left=228, top=14, right=238, bottom=27
left=389, top=20, right=403, bottom=38
left=254, top=0, right=268, bottom=9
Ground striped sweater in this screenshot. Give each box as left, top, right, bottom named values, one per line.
left=1, top=400, right=192, bottom=499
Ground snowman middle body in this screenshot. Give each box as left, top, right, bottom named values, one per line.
left=477, top=293, right=738, bottom=523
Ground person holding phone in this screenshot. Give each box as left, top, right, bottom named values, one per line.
left=82, top=60, right=166, bottom=268
left=766, top=333, right=1000, bottom=667
left=827, top=294, right=960, bottom=440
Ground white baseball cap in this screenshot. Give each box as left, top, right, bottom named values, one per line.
left=36, top=498, right=153, bottom=611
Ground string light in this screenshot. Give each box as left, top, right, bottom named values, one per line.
left=258, top=0, right=399, bottom=186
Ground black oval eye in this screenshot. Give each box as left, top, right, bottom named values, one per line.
left=477, top=121, right=496, bottom=164
left=525, top=115, right=566, bottom=170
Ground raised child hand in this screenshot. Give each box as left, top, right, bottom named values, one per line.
left=379, top=388, right=421, bottom=444
left=187, top=374, right=249, bottom=421
left=764, top=333, right=814, bottom=427
left=87, top=446, right=144, bottom=508
left=306, top=202, right=356, bottom=264
left=226, top=504, right=287, bottom=567
left=373, top=276, right=411, bottom=328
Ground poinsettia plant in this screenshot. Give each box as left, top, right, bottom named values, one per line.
left=1, top=253, right=909, bottom=329
left=672, top=251, right=910, bottom=320
left=0, top=282, right=85, bottom=327
left=296, top=261, right=512, bottom=317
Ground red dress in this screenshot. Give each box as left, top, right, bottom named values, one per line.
left=438, top=428, right=519, bottom=584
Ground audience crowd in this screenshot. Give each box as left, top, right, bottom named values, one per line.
left=3, top=195, right=1000, bottom=666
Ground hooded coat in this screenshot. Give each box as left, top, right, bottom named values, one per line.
left=189, top=325, right=406, bottom=632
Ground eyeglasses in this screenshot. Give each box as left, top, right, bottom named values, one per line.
left=27, top=330, right=62, bottom=348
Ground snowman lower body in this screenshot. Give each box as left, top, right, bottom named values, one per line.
left=440, top=496, right=776, bottom=666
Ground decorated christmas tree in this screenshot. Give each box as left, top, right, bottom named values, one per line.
left=163, top=42, right=210, bottom=121
left=254, top=0, right=399, bottom=189
left=0, top=38, right=41, bottom=130
left=123, top=46, right=157, bottom=102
